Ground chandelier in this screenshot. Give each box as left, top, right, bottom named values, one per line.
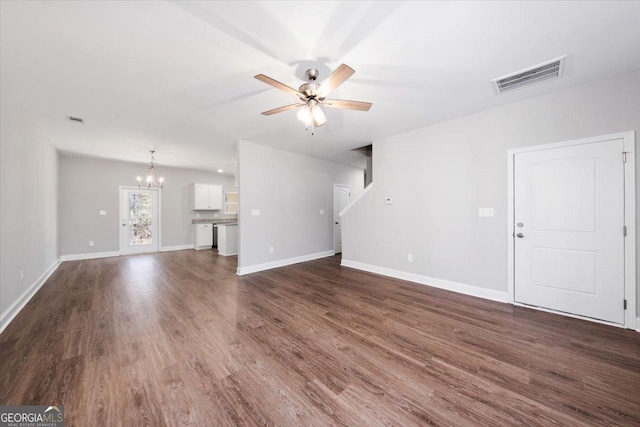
left=136, top=150, right=164, bottom=189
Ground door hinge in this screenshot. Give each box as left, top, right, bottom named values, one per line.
left=624, top=299, right=627, bottom=310
left=623, top=225, right=627, bottom=237
left=623, top=152, right=627, bottom=163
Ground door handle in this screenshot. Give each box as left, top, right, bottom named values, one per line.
left=516, top=233, right=524, bottom=238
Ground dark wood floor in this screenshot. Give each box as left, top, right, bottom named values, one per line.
left=1, top=251, right=639, bottom=426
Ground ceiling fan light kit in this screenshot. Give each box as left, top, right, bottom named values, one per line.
left=255, top=63, right=372, bottom=134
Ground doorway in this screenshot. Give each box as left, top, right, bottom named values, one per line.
left=508, top=132, right=636, bottom=328
left=333, top=184, right=351, bottom=254
left=119, top=187, right=160, bottom=255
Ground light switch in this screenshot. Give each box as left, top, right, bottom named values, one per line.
left=99, top=210, right=107, bottom=216
left=251, top=209, right=260, bottom=216
left=320, top=209, right=324, bottom=215
left=479, top=208, right=495, bottom=217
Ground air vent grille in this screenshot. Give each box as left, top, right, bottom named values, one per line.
left=492, top=56, right=566, bottom=94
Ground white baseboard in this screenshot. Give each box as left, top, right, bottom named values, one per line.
left=219, top=251, right=238, bottom=257
left=237, top=250, right=335, bottom=276
left=341, top=259, right=509, bottom=303
left=59, top=251, right=120, bottom=261
left=160, top=244, right=193, bottom=252
left=636, top=317, right=640, bottom=333
left=0, top=258, right=61, bottom=334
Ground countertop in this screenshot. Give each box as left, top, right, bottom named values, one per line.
left=192, top=218, right=237, bottom=225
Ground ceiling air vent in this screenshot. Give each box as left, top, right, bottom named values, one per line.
left=492, top=56, right=566, bottom=94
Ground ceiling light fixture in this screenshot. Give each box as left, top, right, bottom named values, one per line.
left=296, top=99, right=326, bottom=135
left=218, top=169, right=224, bottom=173
left=136, top=150, right=164, bottom=189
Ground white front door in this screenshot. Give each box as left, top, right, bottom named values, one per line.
left=514, top=138, right=625, bottom=324
left=333, top=185, right=350, bottom=254
left=120, top=188, right=160, bottom=255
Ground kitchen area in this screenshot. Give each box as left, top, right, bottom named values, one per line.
left=191, top=183, right=238, bottom=256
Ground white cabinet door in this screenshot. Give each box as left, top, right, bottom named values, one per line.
left=194, top=224, right=213, bottom=249
left=208, top=185, right=223, bottom=210
left=193, top=184, right=223, bottom=210
left=514, top=138, right=625, bottom=324
left=193, top=184, right=211, bottom=210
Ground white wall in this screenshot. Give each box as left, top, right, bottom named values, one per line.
left=237, top=140, right=364, bottom=273
left=58, top=153, right=235, bottom=256
left=0, top=96, right=59, bottom=324
left=342, top=70, right=640, bottom=311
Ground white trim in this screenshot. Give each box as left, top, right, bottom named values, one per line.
left=218, top=251, right=238, bottom=257
left=507, top=131, right=636, bottom=330
left=339, top=182, right=373, bottom=218
left=623, top=133, right=637, bottom=330
left=333, top=183, right=351, bottom=255
left=341, top=259, right=509, bottom=303
left=636, top=317, right=640, bottom=333
left=237, top=250, right=334, bottom=276
left=118, top=186, right=162, bottom=255
left=0, top=258, right=61, bottom=334
left=60, top=251, right=120, bottom=261
left=160, top=244, right=193, bottom=252
left=507, top=131, right=634, bottom=154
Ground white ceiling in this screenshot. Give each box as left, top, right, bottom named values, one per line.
left=2, top=1, right=640, bottom=172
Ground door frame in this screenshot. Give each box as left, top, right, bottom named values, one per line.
left=333, top=184, right=351, bottom=254
left=119, top=186, right=162, bottom=255
left=507, top=131, right=636, bottom=330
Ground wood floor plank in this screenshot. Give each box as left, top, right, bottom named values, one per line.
left=1, top=251, right=639, bottom=426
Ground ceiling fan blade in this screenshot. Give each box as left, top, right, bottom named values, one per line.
left=317, top=64, right=355, bottom=98
left=323, top=99, right=372, bottom=111
left=254, top=74, right=305, bottom=98
left=260, top=104, right=304, bottom=116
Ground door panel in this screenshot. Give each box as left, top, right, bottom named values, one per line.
left=120, top=188, right=160, bottom=255
left=333, top=185, right=350, bottom=254
left=514, top=139, right=624, bottom=324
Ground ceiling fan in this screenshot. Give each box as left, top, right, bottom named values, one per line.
left=254, top=64, right=372, bottom=132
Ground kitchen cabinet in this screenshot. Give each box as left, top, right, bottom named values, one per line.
left=225, top=192, right=238, bottom=214
left=193, top=183, right=222, bottom=210
left=194, top=223, right=213, bottom=249
left=217, top=224, right=238, bottom=256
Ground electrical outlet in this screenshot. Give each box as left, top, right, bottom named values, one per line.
left=251, top=209, right=260, bottom=216
left=269, top=246, right=274, bottom=254
left=20, top=270, right=24, bottom=281
left=196, top=213, right=200, bottom=218
left=320, top=209, right=324, bottom=215
left=89, top=241, right=95, bottom=247
left=408, top=254, right=413, bottom=262
left=385, top=198, right=392, bottom=205
left=99, top=210, right=107, bottom=216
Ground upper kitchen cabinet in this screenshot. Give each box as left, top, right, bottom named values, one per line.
left=192, top=183, right=223, bottom=210
left=225, top=192, right=238, bottom=214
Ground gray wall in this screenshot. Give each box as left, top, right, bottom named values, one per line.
left=342, top=70, right=640, bottom=311
left=1, top=96, right=59, bottom=318
left=238, top=140, right=364, bottom=270
left=58, top=154, right=235, bottom=255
